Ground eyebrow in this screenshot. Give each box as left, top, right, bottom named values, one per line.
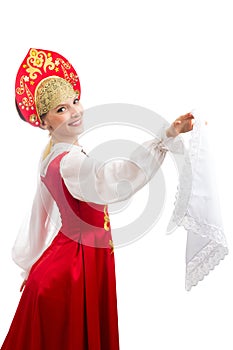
left=54, top=95, right=78, bottom=110
left=55, top=104, right=66, bottom=109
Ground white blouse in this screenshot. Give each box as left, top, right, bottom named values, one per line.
left=12, top=126, right=181, bottom=279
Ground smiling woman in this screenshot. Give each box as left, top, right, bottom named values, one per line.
left=0, top=48, right=193, bottom=350
left=40, top=95, right=84, bottom=144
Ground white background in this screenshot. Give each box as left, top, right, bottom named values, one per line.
left=0, top=0, right=232, bottom=349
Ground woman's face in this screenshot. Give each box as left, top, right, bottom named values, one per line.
left=42, top=94, right=84, bottom=143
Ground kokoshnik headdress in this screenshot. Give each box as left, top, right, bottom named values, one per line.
left=15, top=48, right=81, bottom=127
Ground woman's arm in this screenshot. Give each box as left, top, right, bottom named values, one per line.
left=60, top=113, right=194, bottom=204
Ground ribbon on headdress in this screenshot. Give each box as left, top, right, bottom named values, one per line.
left=15, top=48, right=81, bottom=127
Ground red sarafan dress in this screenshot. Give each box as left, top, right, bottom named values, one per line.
left=1, top=152, right=119, bottom=350
left=2, top=131, right=171, bottom=350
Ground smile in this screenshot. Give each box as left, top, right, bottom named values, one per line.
left=68, top=119, right=82, bottom=126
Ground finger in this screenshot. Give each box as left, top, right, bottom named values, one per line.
left=185, top=113, right=194, bottom=120
left=186, top=114, right=193, bottom=120
left=184, top=112, right=194, bottom=117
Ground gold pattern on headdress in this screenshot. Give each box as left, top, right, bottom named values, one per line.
left=26, top=49, right=55, bottom=80
left=104, top=205, right=110, bottom=231
left=17, top=76, right=35, bottom=109
left=29, top=114, right=37, bottom=123
left=16, top=49, right=80, bottom=125
left=35, top=77, right=77, bottom=116
left=54, top=57, right=79, bottom=87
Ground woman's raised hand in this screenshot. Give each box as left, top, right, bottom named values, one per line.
left=166, top=112, right=194, bottom=137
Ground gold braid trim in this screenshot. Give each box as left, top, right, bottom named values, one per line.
left=104, top=205, right=110, bottom=231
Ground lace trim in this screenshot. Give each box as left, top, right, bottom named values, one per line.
left=186, top=239, right=228, bottom=291
left=182, top=215, right=227, bottom=246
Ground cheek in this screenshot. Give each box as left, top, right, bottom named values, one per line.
left=77, top=103, right=84, bottom=114
left=51, top=116, right=69, bottom=129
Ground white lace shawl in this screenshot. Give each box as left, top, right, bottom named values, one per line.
left=168, top=116, right=228, bottom=290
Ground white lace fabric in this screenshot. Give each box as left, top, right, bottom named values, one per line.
left=168, top=115, right=228, bottom=291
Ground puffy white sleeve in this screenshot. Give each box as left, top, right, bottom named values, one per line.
left=12, top=175, right=61, bottom=279
left=11, top=125, right=182, bottom=279
left=60, top=127, right=183, bottom=204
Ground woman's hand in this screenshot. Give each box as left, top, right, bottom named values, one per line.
left=166, top=112, right=194, bottom=137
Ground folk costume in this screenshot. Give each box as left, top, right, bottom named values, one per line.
left=1, top=49, right=228, bottom=350
left=0, top=48, right=176, bottom=350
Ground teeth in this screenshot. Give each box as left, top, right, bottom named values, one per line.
left=69, top=119, right=81, bottom=126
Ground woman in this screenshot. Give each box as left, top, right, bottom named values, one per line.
left=1, top=48, right=193, bottom=350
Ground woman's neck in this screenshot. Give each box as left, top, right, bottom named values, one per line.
left=51, top=135, right=80, bottom=146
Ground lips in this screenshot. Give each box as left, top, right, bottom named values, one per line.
left=68, top=118, right=82, bottom=126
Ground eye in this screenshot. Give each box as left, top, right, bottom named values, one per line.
left=73, top=97, right=80, bottom=105
left=57, top=106, right=66, bottom=113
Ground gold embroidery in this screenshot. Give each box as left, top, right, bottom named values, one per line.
left=16, top=76, right=36, bottom=116
left=15, top=48, right=80, bottom=122
left=26, top=49, right=55, bottom=80
left=29, top=114, right=37, bottom=123
left=104, top=205, right=110, bottom=231
left=35, top=76, right=77, bottom=116
left=56, top=57, right=79, bottom=87
left=109, top=240, right=114, bottom=254
left=16, top=76, right=26, bottom=95
left=23, top=83, right=34, bottom=107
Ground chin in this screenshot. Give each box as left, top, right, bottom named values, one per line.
left=77, top=125, right=84, bottom=134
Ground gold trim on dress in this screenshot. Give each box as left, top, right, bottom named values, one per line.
left=109, top=240, right=114, bottom=254
left=104, top=205, right=110, bottom=231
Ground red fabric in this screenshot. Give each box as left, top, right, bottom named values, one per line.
left=42, top=152, right=112, bottom=249
left=1, top=154, right=119, bottom=350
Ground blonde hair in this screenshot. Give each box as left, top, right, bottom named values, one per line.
left=42, top=137, right=53, bottom=160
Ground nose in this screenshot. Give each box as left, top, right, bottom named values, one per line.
left=70, top=105, right=82, bottom=118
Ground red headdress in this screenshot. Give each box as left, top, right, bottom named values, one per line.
left=15, top=48, right=81, bottom=127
